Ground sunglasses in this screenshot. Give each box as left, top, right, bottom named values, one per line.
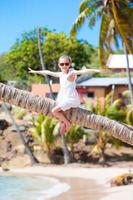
left=59, top=63, right=70, bottom=66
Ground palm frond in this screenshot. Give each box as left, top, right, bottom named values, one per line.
left=70, top=12, right=86, bottom=39
left=80, top=0, right=94, bottom=13
left=111, top=0, right=133, bottom=53
left=80, top=0, right=103, bottom=13
left=99, top=14, right=111, bottom=67
left=89, top=8, right=103, bottom=28
left=70, top=4, right=102, bottom=39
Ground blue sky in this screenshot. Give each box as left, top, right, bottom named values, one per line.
left=0, top=0, right=100, bottom=53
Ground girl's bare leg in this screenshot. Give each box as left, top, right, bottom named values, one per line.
left=59, top=122, right=66, bottom=135
left=52, top=106, right=71, bottom=132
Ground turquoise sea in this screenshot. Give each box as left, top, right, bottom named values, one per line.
left=0, top=174, right=70, bottom=200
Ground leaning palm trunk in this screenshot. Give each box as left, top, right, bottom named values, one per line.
left=0, top=82, right=133, bottom=146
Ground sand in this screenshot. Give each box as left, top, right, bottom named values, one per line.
left=52, top=177, right=104, bottom=200
left=1, top=165, right=132, bottom=200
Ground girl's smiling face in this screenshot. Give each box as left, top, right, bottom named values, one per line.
left=58, top=58, right=71, bottom=73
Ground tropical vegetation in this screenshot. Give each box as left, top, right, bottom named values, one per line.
left=0, top=28, right=100, bottom=87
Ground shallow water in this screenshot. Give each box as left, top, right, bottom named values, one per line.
left=0, top=175, right=70, bottom=200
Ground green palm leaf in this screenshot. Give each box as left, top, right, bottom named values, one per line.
left=99, top=13, right=111, bottom=66
left=71, top=2, right=101, bottom=39
left=80, top=0, right=102, bottom=13
left=71, top=0, right=133, bottom=65
left=110, top=0, right=133, bottom=53
left=89, top=8, right=103, bottom=28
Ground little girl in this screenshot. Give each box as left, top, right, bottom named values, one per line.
left=29, top=55, right=100, bottom=135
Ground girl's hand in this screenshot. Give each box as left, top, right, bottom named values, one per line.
left=67, top=71, right=77, bottom=82
left=28, top=67, right=35, bottom=74
left=81, top=66, right=87, bottom=70
left=94, top=69, right=100, bottom=73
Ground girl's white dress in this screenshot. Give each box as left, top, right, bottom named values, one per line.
left=56, top=71, right=80, bottom=111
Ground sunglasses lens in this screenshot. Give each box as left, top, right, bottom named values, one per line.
left=60, top=63, right=69, bottom=66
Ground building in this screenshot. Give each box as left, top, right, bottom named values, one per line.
left=107, top=54, right=133, bottom=73
left=77, top=77, right=132, bottom=109
left=31, top=83, right=60, bottom=99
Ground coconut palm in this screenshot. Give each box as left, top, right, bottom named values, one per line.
left=70, top=0, right=133, bottom=65
left=108, top=90, right=133, bottom=125
left=66, top=125, right=87, bottom=159
left=0, top=82, right=133, bottom=146
left=83, top=92, right=123, bottom=163
left=29, top=114, right=59, bottom=162
left=70, top=0, right=133, bottom=107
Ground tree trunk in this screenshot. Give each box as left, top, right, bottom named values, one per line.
left=0, top=82, right=133, bottom=146
left=60, top=135, right=72, bottom=164
left=124, top=45, right=133, bottom=107
left=37, top=28, right=71, bottom=164
left=3, top=103, right=38, bottom=165
left=37, top=28, right=54, bottom=100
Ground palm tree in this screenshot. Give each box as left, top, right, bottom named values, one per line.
left=83, top=92, right=124, bottom=164
left=70, top=0, right=133, bottom=105
left=71, top=0, right=133, bottom=64
left=0, top=82, right=133, bottom=146
left=29, top=114, right=59, bottom=162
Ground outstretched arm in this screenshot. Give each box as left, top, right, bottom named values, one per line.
left=67, top=67, right=100, bottom=82
left=74, top=68, right=100, bottom=75
left=28, top=68, right=61, bottom=78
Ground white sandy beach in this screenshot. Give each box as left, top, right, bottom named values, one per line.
left=1, top=165, right=132, bottom=200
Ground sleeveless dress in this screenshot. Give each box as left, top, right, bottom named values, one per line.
left=56, top=70, right=80, bottom=111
